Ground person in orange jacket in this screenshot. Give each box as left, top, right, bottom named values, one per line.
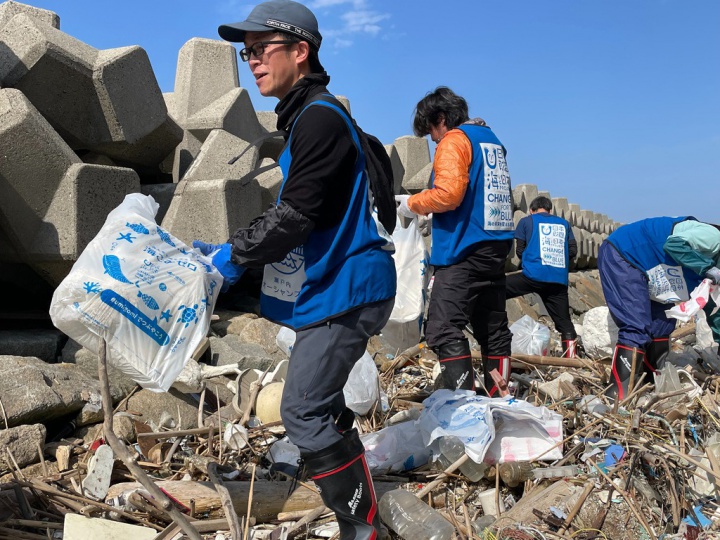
left=396, top=87, right=514, bottom=396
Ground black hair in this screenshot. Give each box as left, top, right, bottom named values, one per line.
left=278, top=31, right=325, bottom=73
left=413, top=86, right=470, bottom=137
left=530, top=196, right=553, bottom=212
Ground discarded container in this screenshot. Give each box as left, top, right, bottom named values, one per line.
left=532, top=465, right=579, bottom=480
left=477, top=488, right=505, bottom=517
left=378, top=489, right=455, bottom=540
left=499, top=461, right=534, bottom=487
left=437, top=436, right=488, bottom=482
left=223, top=424, right=249, bottom=451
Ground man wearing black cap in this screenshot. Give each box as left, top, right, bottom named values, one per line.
left=195, top=2, right=396, bottom=539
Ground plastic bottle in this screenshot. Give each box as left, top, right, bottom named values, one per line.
left=437, top=436, right=488, bottom=482
left=498, top=461, right=534, bottom=487
left=532, top=465, right=579, bottom=480
left=378, top=489, right=455, bottom=540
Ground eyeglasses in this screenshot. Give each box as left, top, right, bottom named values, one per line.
left=239, top=40, right=295, bottom=62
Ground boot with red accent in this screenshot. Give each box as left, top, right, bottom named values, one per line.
left=645, top=337, right=669, bottom=378
left=303, top=429, right=380, bottom=540
left=606, top=344, right=644, bottom=400
left=435, top=339, right=475, bottom=391
left=561, top=334, right=577, bottom=358
left=482, top=355, right=511, bottom=397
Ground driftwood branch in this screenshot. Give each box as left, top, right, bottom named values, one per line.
left=97, top=340, right=202, bottom=540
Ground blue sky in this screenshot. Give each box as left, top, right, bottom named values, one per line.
left=22, top=0, right=720, bottom=224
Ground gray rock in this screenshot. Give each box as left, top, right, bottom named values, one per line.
left=0, top=424, right=46, bottom=469
left=208, top=335, right=276, bottom=372
left=505, top=298, right=539, bottom=326
left=60, top=340, right=137, bottom=400
left=0, top=355, right=112, bottom=427
left=124, top=389, right=201, bottom=430
left=225, top=317, right=283, bottom=358
left=0, top=329, right=64, bottom=362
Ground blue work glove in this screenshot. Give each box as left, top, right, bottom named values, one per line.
left=192, top=241, right=246, bottom=291
left=706, top=266, right=720, bottom=285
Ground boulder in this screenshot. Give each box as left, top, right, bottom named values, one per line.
left=582, top=306, right=618, bottom=359
left=0, top=329, right=64, bottom=362
left=0, top=355, right=114, bottom=426
left=0, top=423, right=46, bottom=469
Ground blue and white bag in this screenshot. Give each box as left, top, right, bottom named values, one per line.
left=50, top=194, right=222, bottom=392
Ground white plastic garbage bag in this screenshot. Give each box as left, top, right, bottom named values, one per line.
left=50, top=194, right=222, bottom=392
left=344, top=352, right=380, bottom=415
left=510, top=315, right=550, bottom=356
left=274, top=328, right=380, bottom=415
left=388, top=215, right=429, bottom=323
left=381, top=215, right=429, bottom=352
left=417, top=389, right=564, bottom=464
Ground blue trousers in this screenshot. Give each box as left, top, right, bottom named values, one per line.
left=597, top=241, right=676, bottom=349
left=280, top=299, right=393, bottom=453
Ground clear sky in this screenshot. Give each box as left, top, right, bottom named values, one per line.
left=19, top=0, right=720, bottom=224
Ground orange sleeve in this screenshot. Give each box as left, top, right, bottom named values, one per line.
left=407, top=129, right=472, bottom=215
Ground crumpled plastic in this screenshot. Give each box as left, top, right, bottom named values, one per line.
left=416, top=389, right=564, bottom=464
left=665, top=279, right=720, bottom=322
left=361, top=420, right=431, bottom=473
left=510, top=315, right=550, bottom=356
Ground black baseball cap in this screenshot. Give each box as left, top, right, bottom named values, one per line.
left=218, top=0, right=322, bottom=49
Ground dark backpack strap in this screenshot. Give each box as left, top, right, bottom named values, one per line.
left=227, top=129, right=286, bottom=165
left=307, top=94, right=396, bottom=234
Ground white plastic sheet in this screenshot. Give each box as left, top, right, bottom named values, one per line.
left=417, top=390, right=564, bottom=464
left=50, top=194, right=222, bottom=392
left=510, top=315, right=550, bottom=356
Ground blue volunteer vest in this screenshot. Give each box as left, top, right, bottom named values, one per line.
left=607, top=216, right=701, bottom=301
left=430, top=125, right=514, bottom=267
left=259, top=99, right=396, bottom=330
left=521, top=213, right=571, bottom=285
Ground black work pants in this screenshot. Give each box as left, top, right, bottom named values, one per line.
left=505, top=272, right=577, bottom=338
left=426, top=241, right=513, bottom=356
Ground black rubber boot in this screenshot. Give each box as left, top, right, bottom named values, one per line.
left=303, top=430, right=380, bottom=540
left=645, top=337, right=669, bottom=376
left=606, top=344, right=645, bottom=400
left=481, top=355, right=511, bottom=397
left=561, top=334, right=577, bottom=358
left=335, top=407, right=356, bottom=434
left=435, top=339, right=475, bottom=391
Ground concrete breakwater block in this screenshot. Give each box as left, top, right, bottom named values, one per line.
left=0, top=89, right=140, bottom=285
left=0, top=0, right=58, bottom=29
left=394, top=135, right=431, bottom=192
left=0, top=13, right=174, bottom=165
